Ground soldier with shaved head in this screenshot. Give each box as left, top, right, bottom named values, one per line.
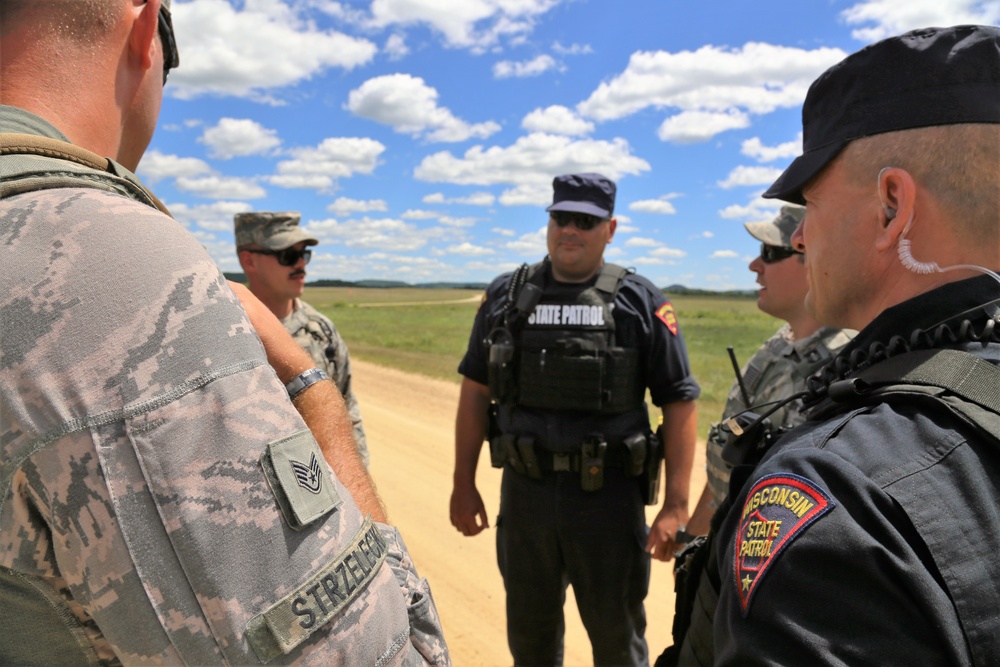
left=0, top=1, right=448, bottom=663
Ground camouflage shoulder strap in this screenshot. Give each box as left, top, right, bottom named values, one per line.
left=0, top=132, right=169, bottom=215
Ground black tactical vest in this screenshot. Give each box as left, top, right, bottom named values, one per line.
left=489, top=261, right=650, bottom=449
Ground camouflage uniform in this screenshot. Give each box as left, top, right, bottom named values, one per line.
left=0, top=106, right=450, bottom=665
left=705, top=324, right=853, bottom=505
left=281, top=300, right=369, bottom=467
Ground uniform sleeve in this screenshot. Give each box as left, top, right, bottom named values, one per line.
left=713, top=409, right=973, bottom=666
left=457, top=275, right=509, bottom=386
left=622, top=277, right=700, bottom=406
left=0, top=190, right=448, bottom=665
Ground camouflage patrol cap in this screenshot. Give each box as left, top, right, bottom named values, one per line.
left=234, top=212, right=318, bottom=250
left=743, top=204, right=805, bottom=248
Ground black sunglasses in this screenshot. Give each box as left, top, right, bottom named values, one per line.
left=158, top=5, right=180, bottom=85
left=245, top=247, right=312, bottom=267
left=760, top=243, right=803, bottom=264
left=550, top=211, right=609, bottom=231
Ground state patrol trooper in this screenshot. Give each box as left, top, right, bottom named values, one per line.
left=0, top=1, right=448, bottom=663
left=235, top=211, right=370, bottom=466
left=687, top=204, right=854, bottom=536
left=449, top=173, right=701, bottom=666
left=707, top=25, right=1000, bottom=665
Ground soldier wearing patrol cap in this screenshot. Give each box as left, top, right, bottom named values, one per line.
left=685, top=205, right=854, bottom=537
left=450, top=172, right=700, bottom=665
left=235, top=211, right=370, bottom=466
left=0, top=0, right=448, bottom=663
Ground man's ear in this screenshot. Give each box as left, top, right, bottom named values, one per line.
left=607, top=217, right=617, bottom=243
left=238, top=250, right=257, bottom=276
left=874, top=167, right=916, bottom=251
left=129, top=0, right=160, bottom=71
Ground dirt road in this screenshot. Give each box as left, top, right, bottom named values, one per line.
left=355, top=358, right=708, bottom=666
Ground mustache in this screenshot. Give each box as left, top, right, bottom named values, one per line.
left=290, top=269, right=306, bottom=278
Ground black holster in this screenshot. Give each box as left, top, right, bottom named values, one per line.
left=641, top=427, right=664, bottom=505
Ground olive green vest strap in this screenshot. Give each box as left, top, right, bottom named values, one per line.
left=0, top=132, right=170, bottom=216
left=594, top=262, right=629, bottom=299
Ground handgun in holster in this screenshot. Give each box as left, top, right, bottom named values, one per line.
left=622, top=432, right=648, bottom=477
left=500, top=433, right=526, bottom=475
left=517, top=436, right=542, bottom=480
left=642, top=427, right=664, bottom=505
left=580, top=436, right=607, bottom=492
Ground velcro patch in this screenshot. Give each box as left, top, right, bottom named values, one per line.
left=655, top=302, right=678, bottom=336
left=261, top=430, right=341, bottom=530
left=734, top=473, right=834, bottom=616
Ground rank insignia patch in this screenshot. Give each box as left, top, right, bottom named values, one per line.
left=734, top=473, right=835, bottom=615
left=655, top=302, right=678, bottom=336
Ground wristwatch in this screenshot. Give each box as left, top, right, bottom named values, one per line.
left=285, top=368, right=330, bottom=400
left=675, top=525, right=697, bottom=544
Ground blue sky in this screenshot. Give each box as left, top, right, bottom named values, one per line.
left=145, top=0, right=998, bottom=289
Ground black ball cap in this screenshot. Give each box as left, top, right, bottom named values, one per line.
left=546, top=173, right=617, bottom=218
left=764, top=25, right=1000, bottom=204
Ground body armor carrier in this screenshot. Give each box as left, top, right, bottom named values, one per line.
left=488, top=260, right=644, bottom=414
left=0, top=133, right=168, bottom=214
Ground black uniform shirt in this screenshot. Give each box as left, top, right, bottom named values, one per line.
left=714, top=275, right=1000, bottom=665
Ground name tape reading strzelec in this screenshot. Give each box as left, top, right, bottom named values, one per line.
left=246, top=517, right=387, bottom=661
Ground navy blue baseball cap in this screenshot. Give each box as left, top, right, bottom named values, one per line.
left=764, top=25, right=1000, bottom=204
left=546, top=173, right=616, bottom=217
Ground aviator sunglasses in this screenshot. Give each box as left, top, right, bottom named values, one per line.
left=245, top=247, right=313, bottom=266
left=158, top=4, right=180, bottom=85
left=760, top=243, right=803, bottom=264
left=550, top=211, right=609, bottom=231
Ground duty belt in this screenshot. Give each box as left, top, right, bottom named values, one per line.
left=490, top=430, right=664, bottom=502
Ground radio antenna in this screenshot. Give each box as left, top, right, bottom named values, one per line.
left=727, top=346, right=752, bottom=407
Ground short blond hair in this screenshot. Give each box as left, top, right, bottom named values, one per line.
left=841, top=124, right=1000, bottom=247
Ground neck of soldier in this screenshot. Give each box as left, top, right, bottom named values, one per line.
left=251, top=288, right=296, bottom=321
left=787, top=312, right=823, bottom=342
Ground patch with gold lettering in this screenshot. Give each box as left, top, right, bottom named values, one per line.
left=734, top=473, right=834, bottom=615
left=655, top=302, right=678, bottom=336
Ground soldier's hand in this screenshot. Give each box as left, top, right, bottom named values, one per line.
left=646, top=504, right=686, bottom=562
left=450, top=483, right=489, bottom=536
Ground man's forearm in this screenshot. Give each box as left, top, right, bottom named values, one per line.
left=661, top=400, right=698, bottom=512
left=229, top=282, right=387, bottom=522
left=454, top=378, right=491, bottom=487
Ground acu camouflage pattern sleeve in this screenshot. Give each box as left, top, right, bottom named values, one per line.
left=282, top=302, right=370, bottom=467
left=0, top=189, right=449, bottom=665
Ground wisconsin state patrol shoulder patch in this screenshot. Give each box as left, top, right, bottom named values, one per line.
left=655, top=302, right=678, bottom=336
left=734, top=473, right=835, bottom=616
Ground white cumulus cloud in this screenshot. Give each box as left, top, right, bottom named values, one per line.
left=175, top=175, right=267, bottom=200
left=447, top=242, right=495, bottom=255
left=168, top=0, right=376, bottom=100
left=347, top=73, right=501, bottom=142
left=414, top=134, right=650, bottom=206
left=494, top=54, right=558, bottom=78
left=629, top=195, right=680, bottom=215
left=657, top=110, right=750, bottom=143
left=718, top=166, right=785, bottom=189
left=840, top=0, right=999, bottom=42
left=521, top=105, right=594, bottom=136
left=199, top=118, right=280, bottom=159
left=741, top=135, right=802, bottom=162
left=423, top=192, right=497, bottom=205
left=366, top=0, right=565, bottom=51
left=272, top=137, right=386, bottom=191
left=576, top=42, right=847, bottom=142
left=712, top=250, right=740, bottom=259
left=327, top=197, right=389, bottom=217
left=136, top=150, right=212, bottom=183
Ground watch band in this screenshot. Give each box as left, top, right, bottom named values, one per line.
left=285, top=368, right=330, bottom=400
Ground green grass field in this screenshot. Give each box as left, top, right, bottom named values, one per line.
left=303, top=286, right=780, bottom=438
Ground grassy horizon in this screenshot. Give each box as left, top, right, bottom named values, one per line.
left=303, top=286, right=779, bottom=439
